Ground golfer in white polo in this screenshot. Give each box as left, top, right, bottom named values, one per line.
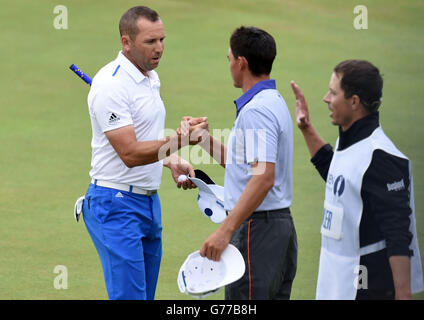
left=81, top=6, right=206, bottom=300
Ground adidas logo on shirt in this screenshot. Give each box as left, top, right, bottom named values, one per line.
left=108, top=112, right=120, bottom=125
left=115, top=192, right=124, bottom=198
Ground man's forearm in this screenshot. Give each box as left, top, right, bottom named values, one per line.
left=389, top=255, right=412, bottom=299
left=123, top=134, right=183, bottom=167
left=199, top=135, right=227, bottom=168
left=300, top=124, right=326, bottom=158
left=220, top=165, right=274, bottom=234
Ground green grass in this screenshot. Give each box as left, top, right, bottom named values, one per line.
left=0, top=0, right=423, bottom=300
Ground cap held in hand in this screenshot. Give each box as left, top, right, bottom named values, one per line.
left=177, top=244, right=245, bottom=299
left=189, top=169, right=227, bottom=224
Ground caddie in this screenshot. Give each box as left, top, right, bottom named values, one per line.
left=80, top=6, right=206, bottom=300
left=291, top=59, right=424, bottom=299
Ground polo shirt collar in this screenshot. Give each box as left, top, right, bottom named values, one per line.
left=234, top=79, right=276, bottom=118
left=337, top=112, right=380, bottom=151
left=116, top=51, right=148, bottom=83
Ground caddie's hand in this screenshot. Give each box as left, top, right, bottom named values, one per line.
left=290, top=81, right=311, bottom=130
left=200, top=227, right=232, bottom=261
left=169, top=156, right=197, bottom=190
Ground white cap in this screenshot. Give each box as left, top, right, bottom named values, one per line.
left=189, top=170, right=227, bottom=224
left=177, top=244, right=245, bottom=299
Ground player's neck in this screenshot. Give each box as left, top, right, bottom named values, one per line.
left=122, top=51, right=150, bottom=77
left=241, top=73, right=270, bottom=93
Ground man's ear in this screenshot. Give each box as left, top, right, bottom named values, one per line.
left=121, top=35, right=132, bottom=53
left=238, top=56, right=249, bottom=71
left=351, top=94, right=362, bottom=111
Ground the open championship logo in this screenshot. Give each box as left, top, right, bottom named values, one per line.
left=333, top=175, right=345, bottom=197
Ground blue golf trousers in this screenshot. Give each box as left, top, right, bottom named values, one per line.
left=82, top=183, right=162, bottom=300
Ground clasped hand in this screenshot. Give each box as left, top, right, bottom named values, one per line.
left=166, top=116, right=209, bottom=190
left=177, top=116, right=209, bottom=145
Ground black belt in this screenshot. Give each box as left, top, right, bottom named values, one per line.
left=251, top=207, right=290, bottom=218
left=254, top=207, right=290, bottom=215
left=226, top=207, right=291, bottom=219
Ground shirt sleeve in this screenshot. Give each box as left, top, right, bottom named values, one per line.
left=310, top=143, right=334, bottom=181
left=239, top=106, right=280, bottom=164
left=90, top=83, right=133, bottom=133
left=362, top=149, right=413, bottom=257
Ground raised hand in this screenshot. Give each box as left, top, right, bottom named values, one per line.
left=290, top=81, right=326, bottom=157
left=290, top=81, right=310, bottom=130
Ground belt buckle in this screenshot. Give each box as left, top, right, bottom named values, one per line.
left=132, top=186, right=156, bottom=196
left=147, top=190, right=157, bottom=196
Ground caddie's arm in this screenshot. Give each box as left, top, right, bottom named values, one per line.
left=363, top=150, right=414, bottom=299
left=290, top=81, right=334, bottom=180
left=200, top=162, right=274, bottom=261
left=389, top=256, right=412, bottom=299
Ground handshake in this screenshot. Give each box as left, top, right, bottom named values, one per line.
left=160, top=116, right=211, bottom=190
left=158, top=116, right=211, bottom=167
left=176, top=116, right=210, bottom=147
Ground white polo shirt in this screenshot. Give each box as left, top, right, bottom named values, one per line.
left=87, top=51, right=166, bottom=189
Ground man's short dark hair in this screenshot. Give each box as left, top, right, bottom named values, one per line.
left=230, top=26, right=276, bottom=77
left=334, top=60, right=383, bottom=113
left=119, top=6, right=160, bottom=40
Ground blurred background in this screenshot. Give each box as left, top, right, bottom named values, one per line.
left=0, top=0, right=423, bottom=299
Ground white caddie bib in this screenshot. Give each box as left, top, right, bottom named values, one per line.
left=316, top=127, right=424, bottom=300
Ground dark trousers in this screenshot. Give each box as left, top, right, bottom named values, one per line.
left=225, top=208, right=298, bottom=300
